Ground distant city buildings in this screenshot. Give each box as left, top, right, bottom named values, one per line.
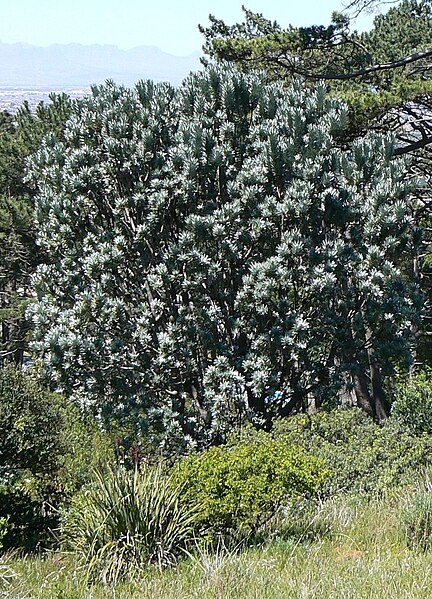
left=0, top=89, right=90, bottom=113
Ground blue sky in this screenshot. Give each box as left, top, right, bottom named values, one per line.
left=1, top=0, right=375, bottom=56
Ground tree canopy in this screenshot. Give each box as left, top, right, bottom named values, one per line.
left=200, top=0, right=432, bottom=367
left=27, top=66, right=420, bottom=448
left=200, top=1, right=432, bottom=152
left=0, top=94, right=72, bottom=366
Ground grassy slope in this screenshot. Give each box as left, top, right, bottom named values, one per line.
left=3, top=489, right=432, bottom=599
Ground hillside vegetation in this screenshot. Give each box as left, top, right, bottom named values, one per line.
left=1, top=1, right=432, bottom=597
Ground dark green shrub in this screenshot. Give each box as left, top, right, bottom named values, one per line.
left=57, top=405, right=116, bottom=496
left=0, top=366, right=65, bottom=477
left=391, top=370, right=432, bottom=435
left=173, top=439, right=327, bottom=540
left=268, top=408, right=432, bottom=497
left=62, top=464, right=199, bottom=583
left=0, top=517, right=7, bottom=550
left=0, top=366, right=116, bottom=549
left=0, top=365, right=67, bottom=548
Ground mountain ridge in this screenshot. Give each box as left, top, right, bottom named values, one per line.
left=0, top=41, right=202, bottom=89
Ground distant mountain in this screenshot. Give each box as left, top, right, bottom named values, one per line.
left=0, top=42, right=202, bottom=89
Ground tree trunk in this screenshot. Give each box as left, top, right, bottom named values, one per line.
left=365, top=326, right=390, bottom=421
left=338, top=371, right=357, bottom=407
left=409, top=253, right=420, bottom=377
left=368, top=357, right=390, bottom=421
left=352, top=369, right=374, bottom=418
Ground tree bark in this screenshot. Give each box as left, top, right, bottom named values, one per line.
left=352, top=369, right=374, bottom=418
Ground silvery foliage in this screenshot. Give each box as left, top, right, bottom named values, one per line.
left=27, top=66, right=419, bottom=449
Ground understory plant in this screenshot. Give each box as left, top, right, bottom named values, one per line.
left=271, top=408, right=432, bottom=496
left=173, top=438, right=327, bottom=541
left=0, top=365, right=66, bottom=549
left=401, top=473, right=432, bottom=552
left=391, top=369, right=432, bottom=435
left=0, top=365, right=120, bottom=549
left=61, top=463, right=199, bottom=583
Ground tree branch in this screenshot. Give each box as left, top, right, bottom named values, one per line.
left=393, top=135, right=432, bottom=156
left=293, top=48, right=432, bottom=80
left=343, top=0, right=401, bottom=19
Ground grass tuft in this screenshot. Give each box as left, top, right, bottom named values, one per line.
left=61, top=463, right=199, bottom=583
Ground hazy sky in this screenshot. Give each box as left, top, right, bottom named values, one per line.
left=1, top=0, right=375, bottom=56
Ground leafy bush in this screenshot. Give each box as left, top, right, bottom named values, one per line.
left=391, top=370, right=432, bottom=435
left=0, top=365, right=117, bottom=549
left=0, top=365, right=65, bottom=478
left=57, top=405, right=117, bottom=496
left=61, top=464, right=199, bottom=583
left=0, top=365, right=68, bottom=548
left=173, top=439, right=327, bottom=540
left=402, top=488, right=432, bottom=551
left=269, top=408, right=432, bottom=497
left=0, top=517, right=8, bottom=551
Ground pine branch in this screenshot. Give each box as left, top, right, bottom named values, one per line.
left=293, top=48, right=432, bottom=80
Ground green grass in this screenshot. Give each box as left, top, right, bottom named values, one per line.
left=4, top=488, right=432, bottom=599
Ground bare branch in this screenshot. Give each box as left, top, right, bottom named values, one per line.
left=393, top=135, right=432, bottom=155
left=343, top=0, right=401, bottom=19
